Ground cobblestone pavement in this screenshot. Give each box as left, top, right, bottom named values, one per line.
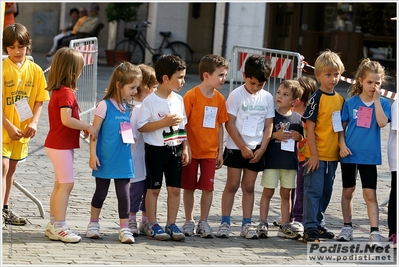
left=2, top=53, right=397, bottom=266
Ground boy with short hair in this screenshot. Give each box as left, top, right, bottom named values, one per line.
left=181, top=54, right=229, bottom=238
left=258, top=80, right=304, bottom=239
left=137, top=54, right=190, bottom=241
left=301, top=50, right=345, bottom=243
left=216, top=54, right=274, bottom=239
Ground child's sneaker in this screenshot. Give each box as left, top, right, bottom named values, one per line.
left=317, top=225, right=335, bottom=239
left=303, top=227, right=319, bottom=243
left=369, top=231, right=383, bottom=248
left=196, top=220, right=213, bottom=238
left=273, top=217, right=282, bottom=227
left=257, top=222, right=268, bottom=238
left=146, top=223, right=170, bottom=241
left=165, top=223, right=185, bottom=241
left=389, top=234, right=397, bottom=249
left=215, top=222, right=230, bottom=238
left=278, top=223, right=301, bottom=239
left=182, top=220, right=195, bottom=237
left=50, top=225, right=81, bottom=243
left=291, top=221, right=304, bottom=233
left=240, top=223, right=258, bottom=239
left=45, top=222, right=52, bottom=237
left=336, top=226, right=353, bottom=241
left=139, top=221, right=149, bottom=235
left=119, top=228, right=135, bottom=244
left=86, top=222, right=100, bottom=239
left=128, top=219, right=139, bottom=237
left=3, top=208, right=27, bottom=226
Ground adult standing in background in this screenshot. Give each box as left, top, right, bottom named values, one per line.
left=4, top=2, right=17, bottom=29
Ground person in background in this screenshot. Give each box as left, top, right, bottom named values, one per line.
left=45, top=7, right=79, bottom=57
left=4, top=2, right=17, bottom=29
left=2, top=23, right=49, bottom=227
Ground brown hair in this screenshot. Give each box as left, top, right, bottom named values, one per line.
left=295, top=76, right=317, bottom=103
left=102, top=62, right=142, bottom=111
left=46, top=47, right=84, bottom=92
left=279, top=80, right=303, bottom=100
left=137, top=64, right=157, bottom=96
left=198, top=54, right=228, bottom=82
left=349, top=58, right=386, bottom=97
left=2, top=23, right=32, bottom=55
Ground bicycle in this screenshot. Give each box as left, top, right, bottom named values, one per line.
left=113, top=21, right=194, bottom=69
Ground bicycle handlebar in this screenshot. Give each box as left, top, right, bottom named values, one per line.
left=133, top=20, right=151, bottom=29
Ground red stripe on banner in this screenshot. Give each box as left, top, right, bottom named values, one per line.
left=238, top=52, right=248, bottom=71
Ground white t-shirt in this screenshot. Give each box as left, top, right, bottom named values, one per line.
left=388, top=100, right=397, bottom=172
left=225, top=85, right=275, bottom=149
left=130, top=100, right=146, bottom=183
left=137, top=91, right=187, bottom=146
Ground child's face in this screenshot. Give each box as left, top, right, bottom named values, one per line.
left=121, top=78, right=140, bottom=102
left=315, top=69, right=340, bottom=92
left=6, top=41, right=28, bottom=64
left=242, top=75, right=265, bottom=94
left=167, top=69, right=186, bottom=92
left=275, top=85, right=295, bottom=109
left=359, top=72, right=382, bottom=98
left=207, top=67, right=228, bottom=90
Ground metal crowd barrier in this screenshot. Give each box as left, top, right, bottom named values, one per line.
left=229, top=45, right=303, bottom=97
left=2, top=55, right=45, bottom=218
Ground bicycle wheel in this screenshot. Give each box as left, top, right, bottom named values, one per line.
left=167, top=41, right=194, bottom=70
left=113, top=39, right=144, bottom=65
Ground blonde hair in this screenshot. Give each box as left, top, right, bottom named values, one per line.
left=102, top=62, right=142, bottom=111
left=314, top=49, right=345, bottom=76
left=349, top=58, right=386, bottom=97
left=137, top=64, right=157, bottom=96
left=46, top=47, right=84, bottom=92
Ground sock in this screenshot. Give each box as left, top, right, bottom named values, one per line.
left=141, top=216, right=148, bottom=223
left=242, top=218, right=251, bottom=227
left=3, top=205, right=8, bottom=211
left=344, top=222, right=352, bottom=228
left=129, top=215, right=136, bottom=221
left=120, top=221, right=129, bottom=229
left=90, top=218, right=99, bottom=223
left=54, top=220, right=65, bottom=229
left=221, top=216, right=230, bottom=225
left=50, top=216, right=55, bottom=224
left=371, top=227, right=379, bottom=233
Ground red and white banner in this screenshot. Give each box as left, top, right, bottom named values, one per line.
left=238, top=52, right=292, bottom=79
left=75, top=44, right=96, bottom=66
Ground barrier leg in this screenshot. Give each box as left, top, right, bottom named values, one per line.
left=13, top=180, right=45, bottom=218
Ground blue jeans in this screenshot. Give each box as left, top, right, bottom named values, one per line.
left=302, top=159, right=338, bottom=229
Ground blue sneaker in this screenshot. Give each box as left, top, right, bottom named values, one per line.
left=165, top=223, right=185, bottom=241
left=146, top=223, right=171, bottom=241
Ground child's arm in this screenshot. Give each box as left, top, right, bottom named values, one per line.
left=339, top=121, right=352, bottom=158
left=60, top=107, right=98, bottom=141
left=181, top=139, right=190, bottom=167
left=250, top=117, right=273, bottom=163
left=225, top=114, right=254, bottom=159
left=373, top=90, right=389, bottom=128
left=216, top=123, right=224, bottom=169
left=89, top=115, right=103, bottom=170
left=21, top=101, right=43, bottom=139
left=302, top=120, right=319, bottom=173
left=138, top=114, right=182, bottom=132
left=2, top=112, right=22, bottom=140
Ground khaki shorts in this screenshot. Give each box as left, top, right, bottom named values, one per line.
left=261, top=169, right=296, bottom=189
left=2, top=141, right=28, bottom=161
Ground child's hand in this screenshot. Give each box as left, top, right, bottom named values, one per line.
left=216, top=152, right=223, bottom=169
left=89, top=155, right=100, bottom=170
left=240, top=146, right=254, bottom=160
left=163, top=114, right=183, bottom=127
left=339, top=143, right=352, bottom=158
left=87, top=126, right=98, bottom=141
left=181, top=149, right=190, bottom=167
left=274, top=128, right=291, bottom=142
left=290, top=130, right=302, bottom=142
left=21, top=121, right=38, bottom=138
left=6, top=124, right=23, bottom=140
left=250, top=146, right=265, bottom=164
left=303, top=156, right=319, bottom=173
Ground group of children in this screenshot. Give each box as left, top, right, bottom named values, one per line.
left=2, top=23, right=396, bottom=248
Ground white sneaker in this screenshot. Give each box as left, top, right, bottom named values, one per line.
left=273, top=217, right=282, bottom=226
left=86, top=222, right=100, bottom=239
left=369, top=231, right=383, bottom=248
left=128, top=219, right=139, bottom=237
left=278, top=223, right=301, bottom=239
left=291, top=221, right=304, bottom=233
left=45, top=222, right=52, bottom=237
left=119, top=228, right=135, bottom=244
left=215, top=222, right=230, bottom=238
left=240, top=223, right=258, bottom=239
left=49, top=225, right=81, bottom=243
left=257, top=222, right=268, bottom=238
left=182, top=220, right=195, bottom=237
left=337, top=226, right=353, bottom=241
left=196, top=220, right=213, bottom=238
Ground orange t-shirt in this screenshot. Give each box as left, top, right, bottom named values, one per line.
left=71, top=15, right=88, bottom=34
left=3, top=2, right=16, bottom=29
left=183, top=86, right=228, bottom=159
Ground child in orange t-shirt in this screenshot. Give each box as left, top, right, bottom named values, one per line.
left=181, top=54, right=229, bottom=238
